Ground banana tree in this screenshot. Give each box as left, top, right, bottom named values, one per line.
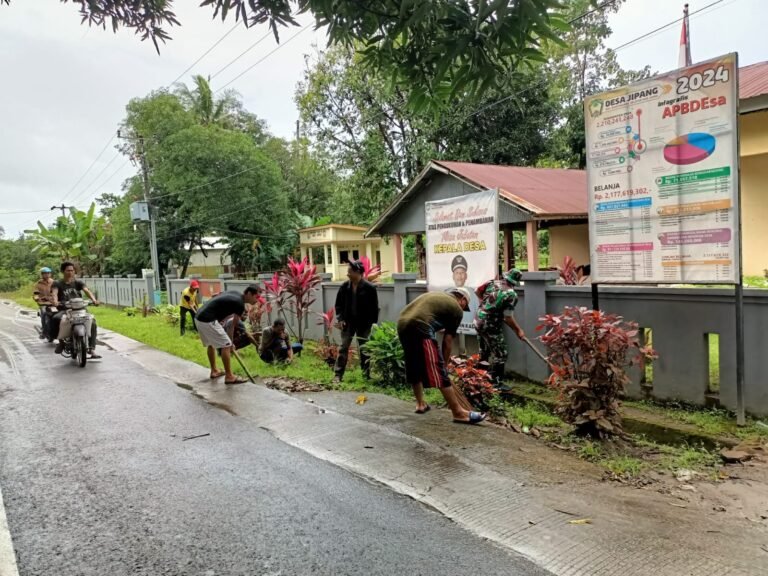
left=26, top=203, right=110, bottom=275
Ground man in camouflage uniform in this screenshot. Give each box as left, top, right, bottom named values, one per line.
left=474, top=268, right=525, bottom=385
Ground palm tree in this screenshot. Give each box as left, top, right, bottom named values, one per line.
left=174, top=75, right=238, bottom=127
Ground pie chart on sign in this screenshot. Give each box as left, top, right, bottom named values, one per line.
left=663, top=133, right=716, bottom=165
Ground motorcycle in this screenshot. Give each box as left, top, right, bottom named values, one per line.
left=58, top=298, right=94, bottom=367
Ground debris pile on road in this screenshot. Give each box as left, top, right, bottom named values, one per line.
left=264, top=376, right=324, bottom=393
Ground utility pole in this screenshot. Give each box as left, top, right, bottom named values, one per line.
left=118, top=130, right=160, bottom=291
left=50, top=204, right=73, bottom=217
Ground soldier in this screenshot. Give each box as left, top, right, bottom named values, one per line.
left=474, top=268, right=525, bottom=386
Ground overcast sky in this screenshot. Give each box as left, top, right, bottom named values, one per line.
left=0, top=0, right=764, bottom=237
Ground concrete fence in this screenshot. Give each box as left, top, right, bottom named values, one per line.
left=81, top=271, right=768, bottom=416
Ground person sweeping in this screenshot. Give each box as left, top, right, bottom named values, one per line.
left=397, top=288, right=486, bottom=425
left=180, top=279, right=200, bottom=336
left=474, top=268, right=525, bottom=388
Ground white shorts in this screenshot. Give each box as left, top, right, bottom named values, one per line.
left=195, top=319, right=232, bottom=349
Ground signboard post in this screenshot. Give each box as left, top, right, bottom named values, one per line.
left=425, top=189, right=499, bottom=335
left=584, top=53, right=744, bottom=423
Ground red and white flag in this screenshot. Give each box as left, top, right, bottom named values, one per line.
left=678, top=3, right=692, bottom=68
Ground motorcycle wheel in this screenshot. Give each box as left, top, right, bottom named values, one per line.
left=75, top=335, right=87, bottom=368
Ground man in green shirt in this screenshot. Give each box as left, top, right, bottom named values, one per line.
left=397, top=288, right=486, bottom=425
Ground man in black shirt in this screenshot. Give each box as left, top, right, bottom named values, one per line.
left=333, top=260, right=379, bottom=382
left=51, top=261, right=100, bottom=357
left=195, top=285, right=261, bottom=384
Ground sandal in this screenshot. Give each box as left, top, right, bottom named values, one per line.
left=225, top=376, right=248, bottom=385
left=453, top=411, right=486, bottom=425
left=209, top=370, right=225, bottom=379
left=415, top=405, right=431, bottom=414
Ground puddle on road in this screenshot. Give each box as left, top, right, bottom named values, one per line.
left=175, top=382, right=239, bottom=416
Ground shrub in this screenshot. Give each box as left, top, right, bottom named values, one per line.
left=153, top=304, right=180, bottom=326
left=361, top=322, right=406, bottom=388
left=123, top=306, right=138, bottom=317
left=315, top=308, right=339, bottom=367
left=449, top=354, right=497, bottom=411
left=538, top=306, right=655, bottom=437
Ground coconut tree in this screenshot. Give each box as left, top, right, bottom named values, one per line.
left=174, top=75, right=238, bottom=127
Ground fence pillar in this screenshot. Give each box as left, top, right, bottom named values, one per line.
left=521, top=271, right=558, bottom=382
left=144, top=272, right=156, bottom=306
left=393, top=273, right=418, bottom=313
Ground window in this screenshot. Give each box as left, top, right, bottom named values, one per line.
left=352, top=250, right=360, bottom=260
left=339, top=250, right=349, bottom=263
left=376, top=250, right=381, bottom=266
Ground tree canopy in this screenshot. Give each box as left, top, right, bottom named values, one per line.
left=1, top=0, right=569, bottom=109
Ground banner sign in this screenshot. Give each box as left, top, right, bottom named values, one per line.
left=584, top=53, right=739, bottom=284
left=425, top=189, right=499, bottom=334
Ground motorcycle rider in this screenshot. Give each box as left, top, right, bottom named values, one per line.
left=51, top=262, right=101, bottom=358
left=32, top=267, right=55, bottom=340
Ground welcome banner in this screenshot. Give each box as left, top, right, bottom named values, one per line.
left=425, top=189, right=499, bottom=334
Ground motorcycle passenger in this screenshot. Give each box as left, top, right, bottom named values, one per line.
left=32, top=267, right=55, bottom=340
left=51, top=262, right=101, bottom=358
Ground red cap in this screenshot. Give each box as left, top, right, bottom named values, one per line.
left=190, top=280, right=200, bottom=289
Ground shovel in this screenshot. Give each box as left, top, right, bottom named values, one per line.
left=521, top=335, right=551, bottom=366
left=231, top=348, right=256, bottom=384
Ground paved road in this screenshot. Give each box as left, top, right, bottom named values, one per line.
left=0, top=302, right=549, bottom=576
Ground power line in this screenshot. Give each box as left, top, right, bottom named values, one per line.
left=148, top=166, right=263, bottom=202
left=216, top=24, right=312, bottom=92
left=69, top=150, right=123, bottom=206
left=0, top=208, right=52, bottom=216
left=59, top=134, right=116, bottom=204
left=168, top=21, right=241, bottom=86
left=210, top=30, right=273, bottom=80
left=75, top=158, right=133, bottom=209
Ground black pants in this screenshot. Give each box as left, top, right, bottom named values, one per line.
left=334, top=325, right=372, bottom=379
left=180, top=307, right=196, bottom=335
left=260, top=348, right=288, bottom=364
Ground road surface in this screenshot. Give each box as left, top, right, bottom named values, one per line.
left=0, top=302, right=549, bottom=576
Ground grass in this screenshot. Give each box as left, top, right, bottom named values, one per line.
left=505, top=401, right=562, bottom=428
left=602, top=456, right=645, bottom=477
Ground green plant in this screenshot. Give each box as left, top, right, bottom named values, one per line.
left=506, top=402, right=562, bottom=429
left=539, top=306, right=656, bottom=437
left=154, top=304, right=180, bottom=326
left=449, top=354, right=497, bottom=412
left=361, top=322, right=406, bottom=389
left=603, top=456, right=644, bottom=478
left=123, top=306, right=138, bottom=317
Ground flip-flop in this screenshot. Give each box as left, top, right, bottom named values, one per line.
left=415, top=405, right=431, bottom=414
left=225, top=376, right=248, bottom=385
left=209, top=371, right=225, bottom=379
left=454, top=411, right=487, bottom=425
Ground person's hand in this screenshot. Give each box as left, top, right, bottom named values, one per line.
left=515, top=327, right=525, bottom=340
left=92, top=300, right=100, bottom=307
left=285, top=357, right=293, bottom=365
left=335, top=320, right=346, bottom=330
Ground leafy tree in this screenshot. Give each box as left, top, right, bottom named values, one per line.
left=0, top=0, right=567, bottom=109
left=262, top=136, right=338, bottom=224
left=543, top=0, right=652, bottom=167
left=297, top=46, right=558, bottom=224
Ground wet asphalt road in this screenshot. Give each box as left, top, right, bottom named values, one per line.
left=0, top=303, right=550, bottom=576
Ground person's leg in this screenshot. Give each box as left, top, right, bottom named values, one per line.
left=189, top=309, right=197, bottom=331
left=488, top=331, right=508, bottom=385
left=412, top=381, right=427, bottom=412
left=260, top=350, right=275, bottom=364
left=333, top=328, right=355, bottom=381
left=439, top=386, right=473, bottom=420
left=180, top=307, right=187, bottom=336
left=357, top=326, right=372, bottom=379
left=55, top=314, right=72, bottom=354
left=206, top=346, right=220, bottom=375
left=221, top=346, right=235, bottom=380
left=88, top=317, right=101, bottom=358
left=422, top=337, right=474, bottom=421
left=50, top=312, right=63, bottom=345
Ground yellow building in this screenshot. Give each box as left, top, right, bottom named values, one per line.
left=739, top=61, right=768, bottom=277
left=298, top=224, right=396, bottom=281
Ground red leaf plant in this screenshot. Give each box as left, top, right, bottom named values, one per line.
left=280, top=256, right=321, bottom=344
left=359, top=256, right=383, bottom=283
left=315, top=307, right=340, bottom=367
left=449, top=354, right=498, bottom=412
left=538, top=306, right=656, bottom=437
left=557, top=255, right=578, bottom=285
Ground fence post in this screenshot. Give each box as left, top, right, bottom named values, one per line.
left=258, top=273, right=275, bottom=326
left=393, top=273, right=418, bottom=312
left=521, top=271, right=558, bottom=382
left=144, top=272, right=156, bottom=306
left=219, top=273, right=234, bottom=292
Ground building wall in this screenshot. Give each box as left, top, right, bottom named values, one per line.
left=549, top=223, right=590, bottom=268
left=740, top=110, right=768, bottom=277
left=740, top=109, right=768, bottom=157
